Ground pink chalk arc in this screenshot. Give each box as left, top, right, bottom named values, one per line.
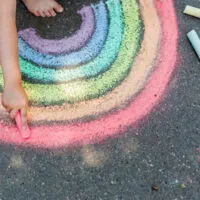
left=0, top=0, right=178, bottom=148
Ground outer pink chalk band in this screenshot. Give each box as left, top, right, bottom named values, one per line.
left=0, top=0, right=178, bottom=148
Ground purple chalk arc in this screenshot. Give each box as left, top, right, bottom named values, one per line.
left=18, top=6, right=95, bottom=55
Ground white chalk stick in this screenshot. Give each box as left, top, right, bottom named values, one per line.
left=184, top=5, right=200, bottom=18
left=187, top=30, right=200, bottom=59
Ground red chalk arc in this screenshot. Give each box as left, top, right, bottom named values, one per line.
left=0, top=0, right=178, bottom=148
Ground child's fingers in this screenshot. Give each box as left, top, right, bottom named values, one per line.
left=20, top=108, right=27, bottom=128
left=9, top=108, right=18, bottom=119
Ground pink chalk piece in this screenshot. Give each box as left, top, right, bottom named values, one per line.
left=15, top=111, right=31, bottom=139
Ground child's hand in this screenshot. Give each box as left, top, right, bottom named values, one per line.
left=2, top=83, right=28, bottom=128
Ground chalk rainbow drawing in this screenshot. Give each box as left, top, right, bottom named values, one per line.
left=0, top=0, right=178, bottom=148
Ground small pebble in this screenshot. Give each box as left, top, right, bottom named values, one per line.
left=152, top=185, right=159, bottom=191
left=180, top=183, right=186, bottom=189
